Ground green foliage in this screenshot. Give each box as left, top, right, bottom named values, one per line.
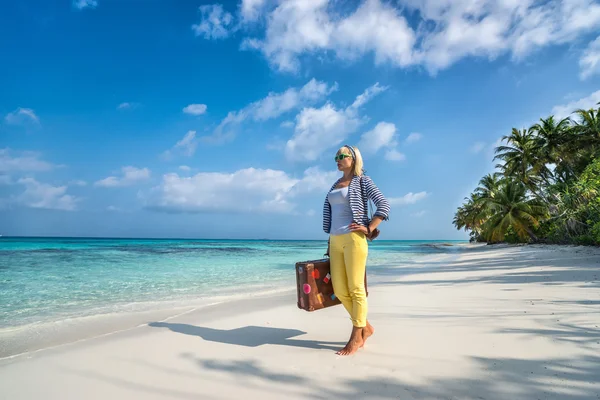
left=503, top=225, right=524, bottom=244
left=453, top=103, right=600, bottom=246
left=591, top=222, right=600, bottom=245
left=573, top=235, right=597, bottom=246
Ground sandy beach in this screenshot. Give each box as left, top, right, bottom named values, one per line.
left=1, top=244, right=599, bottom=400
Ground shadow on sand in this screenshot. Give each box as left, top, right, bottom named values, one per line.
left=148, top=322, right=345, bottom=351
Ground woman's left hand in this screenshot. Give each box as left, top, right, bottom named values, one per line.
left=349, top=223, right=368, bottom=234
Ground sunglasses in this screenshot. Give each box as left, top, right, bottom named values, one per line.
left=334, top=154, right=352, bottom=161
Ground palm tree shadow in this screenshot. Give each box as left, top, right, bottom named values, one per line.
left=148, top=322, right=344, bottom=351
left=181, top=354, right=306, bottom=384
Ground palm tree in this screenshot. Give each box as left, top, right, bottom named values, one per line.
left=480, top=181, right=548, bottom=242
left=453, top=193, right=488, bottom=241
left=530, top=115, right=571, bottom=185
left=494, top=128, right=547, bottom=202
left=454, top=103, right=599, bottom=245
left=571, top=104, right=600, bottom=174
left=531, top=116, right=570, bottom=163
left=573, top=103, right=600, bottom=149
left=474, top=173, right=502, bottom=200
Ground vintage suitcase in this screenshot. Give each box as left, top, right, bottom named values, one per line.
left=295, top=258, right=368, bottom=312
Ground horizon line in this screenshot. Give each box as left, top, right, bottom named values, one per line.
left=0, top=235, right=468, bottom=242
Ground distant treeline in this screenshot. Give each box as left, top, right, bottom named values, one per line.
left=454, top=103, right=600, bottom=246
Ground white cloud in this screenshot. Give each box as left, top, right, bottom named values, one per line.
left=409, top=0, right=517, bottom=73
left=358, top=122, right=398, bottom=155
left=259, top=79, right=338, bottom=121
left=385, top=149, right=406, bottom=161
left=95, top=166, right=151, bottom=188
left=5, top=108, right=39, bottom=125
left=0, top=149, right=56, bottom=172
left=175, top=131, right=198, bottom=157
left=357, top=120, right=407, bottom=161
left=179, top=165, right=192, bottom=172
left=284, top=83, right=386, bottom=162
left=470, top=141, right=486, bottom=154
left=240, top=0, right=333, bottom=72
left=405, top=132, right=422, bottom=144
left=192, top=4, right=234, bottom=39
left=242, top=0, right=415, bottom=73
left=580, top=36, right=600, bottom=80
left=552, top=90, right=600, bottom=119
left=227, top=0, right=600, bottom=74
left=17, top=178, right=79, bottom=211
left=350, top=82, right=388, bottom=109
left=406, top=0, right=600, bottom=73
left=107, top=205, right=122, bottom=212
left=183, top=104, right=208, bottom=115
left=285, top=104, right=361, bottom=162
left=511, top=1, right=600, bottom=57
left=280, top=120, right=294, bottom=128
left=73, top=0, right=97, bottom=10
left=117, top=102, right=140, bottom=110
left=287, top=166, right=339, bottom=197
left=70, top=180, right=87, bottom=186
left=334, top=0, right=416, bottom=66
left=411, top=210, right=427, bottom=218
left=205, top=78, right=336, bottom=143
left=389, top=191, right=429, bottom=206
left=240, top=0, right=268, bottom=22
left=146, top=166, right=337, bottom=214
left=162, top=131, right=198, bottom=159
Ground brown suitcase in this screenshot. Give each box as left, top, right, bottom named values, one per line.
left=295, top=258, right=368, bottom=312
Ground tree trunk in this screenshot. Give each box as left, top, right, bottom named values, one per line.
left=525, top=227, right=539, bottom=242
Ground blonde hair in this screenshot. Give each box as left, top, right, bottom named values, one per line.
left=336, top=145, right=364, bottom=176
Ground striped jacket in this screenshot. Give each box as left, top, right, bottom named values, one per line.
left=322, top=174, right=390, bottom=234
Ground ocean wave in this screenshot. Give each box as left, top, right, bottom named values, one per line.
left=109, top=245, right=258, bottom=254
left=411, top=243, right=460, bottom=251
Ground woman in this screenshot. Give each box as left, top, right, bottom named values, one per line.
left=323, top=144, right=390, bottom=356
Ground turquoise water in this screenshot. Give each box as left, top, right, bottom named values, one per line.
left=0, top=237, right=465, bottom=329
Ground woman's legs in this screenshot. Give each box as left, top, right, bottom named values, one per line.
left=343, top=232, right=368, bottom=328
left=329, top=235, right=353, bottom=318
left=329, top=232, right=370, bottom=355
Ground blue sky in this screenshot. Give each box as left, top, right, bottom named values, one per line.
left=1, top=0, right=600, bottom=240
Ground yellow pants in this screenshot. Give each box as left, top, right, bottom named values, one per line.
left=329, top=231, right=368, bottom=327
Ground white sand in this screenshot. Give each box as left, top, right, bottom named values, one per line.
left=1, top=244, right=599, bottom=400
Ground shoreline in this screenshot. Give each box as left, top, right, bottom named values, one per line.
left=0, top=292, right=299, bottom=363
left=2, top=244, right=599, bottom=400
left=1, top=243, right=593, bottom=361
left=0, top=251, right=455, bottom=361
left=0, top=286, right=298, bottom=361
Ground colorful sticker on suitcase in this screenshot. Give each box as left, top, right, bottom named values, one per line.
left=298, top=266, right=303, bottom=274
left=312, top=269, right=320, bottom=279
left=303, top=284, right=311, bottom=294
left=323, top=273, right=331, bottom=284
left=331, top=294, right=336, bottom=300
left=317, top=293, right=324, bottom=303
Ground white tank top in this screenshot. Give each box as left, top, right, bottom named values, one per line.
left=327, top=186, right=353, bottom=235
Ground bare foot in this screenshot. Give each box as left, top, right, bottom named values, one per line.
left=337, top=327, right=364, bottom=356
left=361, top=321, right=375, bottom=346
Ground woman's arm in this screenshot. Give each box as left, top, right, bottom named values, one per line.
left=363, top=176, right=390, bottom=227
left=322, top=196, right=331, bottom=234
left=368, top=215, right=385, bottom=234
